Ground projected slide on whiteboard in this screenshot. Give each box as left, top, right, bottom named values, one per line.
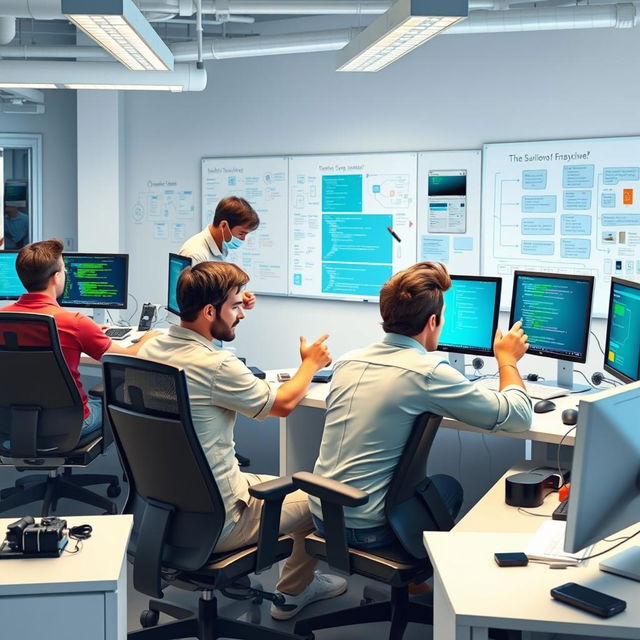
left=417, top=150, right=481, bottom=274
left=288, top=153, right=418, bottom=301
left=202, top=156, right=288, bottom=295
left=482, top=137, right=640, bottom=316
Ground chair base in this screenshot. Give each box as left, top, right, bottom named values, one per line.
left=129, top=594, right=300, bottom=640
left=0, top=471, right=118, bottom=516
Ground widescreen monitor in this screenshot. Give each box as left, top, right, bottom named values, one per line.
left=509, top=271, right=594, bottom=364
left=438, top=275, right=502, bottom=357
left=167, top=253, right=191, bottom=315
left=0, top=250, right=26, bottom=300
left=604, top=277, right=640, bottom=384
left=58, top=253, right=128, bottom=309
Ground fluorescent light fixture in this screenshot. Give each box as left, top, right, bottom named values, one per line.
left=65, top=84, right=183, bottom=91
left=63, top=0, right=174, bottom=71
left=337, top=0, right=468, bottom=72
left=0, top=83, right=56, bottom=89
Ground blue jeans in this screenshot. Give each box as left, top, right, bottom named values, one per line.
left=312, top=474, right=463, bottom=550
left=80, top=395, right=103, bottom=438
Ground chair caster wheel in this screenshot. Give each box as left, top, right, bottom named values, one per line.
left=140, top=609, right=159, bottom=628
left=107, top=484, right=121, bottom=498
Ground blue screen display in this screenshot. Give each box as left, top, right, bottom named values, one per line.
left=512, top=274, right=592, bottom=360
left=59, top=254, right=128, bottom=308
left=167, top=253, right=191, bottom=315
left=0, top=251, right=26, bottom=299
left=438, top=278, right=499, bottom=354
left=606, top=281, right=640, bottom=382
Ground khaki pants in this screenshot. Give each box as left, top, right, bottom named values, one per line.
left=214, top=473, right=316, bottom=595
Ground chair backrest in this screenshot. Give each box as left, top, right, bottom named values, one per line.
left=102, top=354, right=226, bottom=598
left=384, top=412, right=454, bottom=559
left=0, top=312, right=84, bottom=456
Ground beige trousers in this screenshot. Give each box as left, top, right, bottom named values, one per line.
left=214, top=473, right=317, bottom=595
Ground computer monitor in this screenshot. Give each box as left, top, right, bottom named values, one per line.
left=167, top=253, right=191, bottom=316
left=438, top=275, right=502, bottom=374
left=604, top=277, right=640, bottom=384
left=4, top=180, right=28, bottom=207
left=565, top=381, right=640, bottom=580
left=0, top=250, right=26, bottom=300
left=509, top=271, right=594, bottom=388
left=58, top=253, right=128, bottom=309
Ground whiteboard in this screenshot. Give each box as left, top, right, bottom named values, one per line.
left=482, top=137, right=640, bottom=316
left=201, top=156, right=288, bottom=295
left=417, top=150, right=481, bottom=274
left=288, top=152, right=418, bottom=301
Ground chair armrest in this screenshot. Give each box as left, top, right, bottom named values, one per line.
left=293, top=472, right=369, bottom=508
left=248, top=475, right=296, bottom=501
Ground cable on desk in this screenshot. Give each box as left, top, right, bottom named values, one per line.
left=556, top=426, right=576, bottom=490
left=590, top=330, right=605, bottom=356
left=573, top=369, right=595, bottom=390
left=579, top=527, right=640, bottom=562
left=63, top=523, right=93, bottom=555
left=125, top=293, right=139, bottom=325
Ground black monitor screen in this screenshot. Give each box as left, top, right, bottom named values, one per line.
left=4, top=181, right=27, bottom=204
left=59, top=253, right=128, bottom=309
left=0, top=250, right=26, bottom=300
left=604, top=277, right=640, bottom=384
left=509, top=271, right=594, bottom=363
left=438, top=275, right=502, bottom=357
left=167, top=253, right=191, bottom=315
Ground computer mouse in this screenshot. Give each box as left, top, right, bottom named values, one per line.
left=131, top=337, right=141, bottom=344
left=561, top=408, right=579, bottom=426
left=534, top=399, right=556, bottom=414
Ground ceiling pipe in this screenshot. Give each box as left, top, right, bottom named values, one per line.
left=0, top=45, right=109, bottom=58
left=0, top=17, right=16, bottom=44
left=0, top=0, right=63, bottom=19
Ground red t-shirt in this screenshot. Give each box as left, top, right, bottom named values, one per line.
left=1, top=293, right=112, bottom=418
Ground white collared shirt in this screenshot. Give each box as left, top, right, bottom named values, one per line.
left=179, top=227, right=228, bottom=263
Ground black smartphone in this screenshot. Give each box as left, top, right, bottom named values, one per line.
left=312, top=369, right=333, bottom=383
left=494, top=552, right=528, bottom=567
left=248, top=366, right=266, bottom=380
left=138, top=303, right=157, bottom=331
left=551, top=582, right=626, bottom=618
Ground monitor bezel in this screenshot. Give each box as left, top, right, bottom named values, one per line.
left=0, top=250, right=24, bottom=300
left=166, top=252, right=191, bottom=316
left=58, top=252, right=129, bottom=309
left=437, top=274, right=503, bottom=358
left=603, top=276, right=640, bottom=384
left=509, top=270, right=594, bottom=365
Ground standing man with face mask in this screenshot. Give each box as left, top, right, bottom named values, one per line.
left=179, top=196, right=259, bottom=310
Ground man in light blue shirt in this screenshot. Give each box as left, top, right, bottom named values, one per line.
left=310, top=262, right=532, bottom=549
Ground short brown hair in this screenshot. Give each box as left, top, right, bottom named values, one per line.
left=212, top=196, right=259, bottom=231
left=16, top=239, right=64, bottom=292
left=379, top=262, right=451, bottom=336
left=177, top=261, right=249, bottom=322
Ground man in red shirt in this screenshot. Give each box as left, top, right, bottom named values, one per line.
left=1, top=239, right=158, bottom=438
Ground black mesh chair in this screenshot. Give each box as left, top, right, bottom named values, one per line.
left=102, top=354, right=302, bottom=640
left=291, top=412, right=456, bottom=640
left=0, top=312, right=120, bottom=516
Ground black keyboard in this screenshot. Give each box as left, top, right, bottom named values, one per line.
left=105, top=327, right=131, bottom=339
left=552, top=499, right=569, bottom=521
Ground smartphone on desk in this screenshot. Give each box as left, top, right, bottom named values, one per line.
left=312, top=369, right=333, bottom=383
left=138, top=303, right=157, bottom=332
left=551, top=582, right=626, bottom=618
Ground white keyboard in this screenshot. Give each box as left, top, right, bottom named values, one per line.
left=478, top=377, right=569, bottom=400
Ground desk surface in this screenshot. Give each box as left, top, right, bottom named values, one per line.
left=0, top=514, right=133, bottom=596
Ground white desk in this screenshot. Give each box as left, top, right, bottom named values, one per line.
left=0, top=514, right=132, bottom=640
left=424, top=469, right=640, bottom=640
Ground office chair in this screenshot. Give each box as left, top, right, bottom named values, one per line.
left=102, top=354, right=302, bottom=640
left=291, top=412, right=455, bottom=640
left=0, top=312, right=120, bottom=516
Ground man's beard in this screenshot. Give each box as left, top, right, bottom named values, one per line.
left=211, top=317, right=239, bottom=342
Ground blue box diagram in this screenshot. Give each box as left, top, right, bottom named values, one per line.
left=453, top=237, right=473, bottom=251
left=228, top=176, right=237, bottom=186
left=601, top=192, right=616, bottom=208
left=522, top=196, right=557, bottom=213
left=322, top=263, right=392, bottom=298
left=562, top=164, right=594, bottom=188
left=522, top=218, right=555, bottom=235
left=563, top=190, right=592, bottom=210
left=322, top=214, right=392, bottom=263
left=602, top=214, right=640, bottom=227
left=603, top=167, right=640, bottom=185
left=522, top=241, right=555, bottom=256
left=561, top=215, right=592, bottom=235
left=293, top=273, right=302, bottom=286
left=322, top=174, right=363, bottom=212
left=522, top=170, right=547, bottom=190
left=421, top=236, right=450, bottom=262
left=372, top=184, right=381, bottom=193
left=561, top=238, right=591, bottom=259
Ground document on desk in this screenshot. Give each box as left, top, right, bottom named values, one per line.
left=525, top=520, right=593, bottom=566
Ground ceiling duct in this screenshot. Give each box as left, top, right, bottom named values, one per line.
left=0, top=86, right=44, bottom=113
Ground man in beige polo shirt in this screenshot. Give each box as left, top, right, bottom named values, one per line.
left=139, top=261, right=346, bottom=620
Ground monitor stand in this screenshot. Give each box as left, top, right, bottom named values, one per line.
left=548, top=360, right=589, bottom=393
left=600, top=546, right=640, bottom=582
left=93, top=308, right=106, bottom=325
left=448, top=352, right=465, bottom=376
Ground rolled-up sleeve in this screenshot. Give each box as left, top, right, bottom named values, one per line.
left=210, top=356, right=276, bottom=420
left=425, top=363, right=532, bottom=433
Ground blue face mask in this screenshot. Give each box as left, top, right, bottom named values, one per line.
left=222, top=224, right=244, bottom=251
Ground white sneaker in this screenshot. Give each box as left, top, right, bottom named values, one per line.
left=270, top=572, right=348, bottom=620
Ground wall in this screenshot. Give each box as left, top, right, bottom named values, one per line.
left=0, top=89, right=77, bottom=244
left=122, top=26, right=639, bottom=382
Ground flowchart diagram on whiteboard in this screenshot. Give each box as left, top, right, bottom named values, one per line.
left=482, top=137, right=640, bottom=315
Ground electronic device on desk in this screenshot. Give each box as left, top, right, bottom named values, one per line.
left=551, top=582, right=626, bottom=618
left=167, top=253, right=191, bottom=316
left=564, top=381, right=640, bottom=581
left=58, top=253, right=129, bottom=326
left=105, top=326, right=132, bottom=340
left=604, top=277, right=640, bottom=384
left=553, top=499, right=570, bottom=521
left=138, top=303, right=158, bottom=331
left=505, top=468, right=569, bottom=507
left=0, top=250, right=26, bottom=300
left=481, top=379, right=569, bottom=401
left=510, top=271, right=594, bottom=393
left=312, top=368, right=333, bottom=383
left=0, top=516, right=67, bottom=559
left=248, top=366, right=266, bottom=379
left=437, top=275, right=502, bottom=376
